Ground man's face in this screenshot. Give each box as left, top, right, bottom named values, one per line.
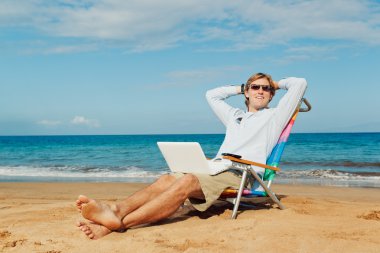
left=245, top=77, right=273, bottom=112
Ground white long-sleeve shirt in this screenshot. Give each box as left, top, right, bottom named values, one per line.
left=206, top=77, right=307, bottom=183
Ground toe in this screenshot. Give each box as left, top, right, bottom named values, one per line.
left=77, top=221, right=86, bottom=227
left=78, top=195, right=90, bottom=204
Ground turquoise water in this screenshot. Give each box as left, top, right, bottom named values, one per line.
left=0, top=133, right=379, bottom=187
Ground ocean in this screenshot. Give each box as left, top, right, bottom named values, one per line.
left=0, top=133, right=379, bottom=187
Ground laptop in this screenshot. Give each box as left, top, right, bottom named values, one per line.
left=157, top=142, right=231, bottom=175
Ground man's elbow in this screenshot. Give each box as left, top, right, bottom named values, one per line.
left=205, top=90, right=214, bottom=102
left=297, top=78, right=308, bottom=90
left=301, top=78, right=307, bottom=86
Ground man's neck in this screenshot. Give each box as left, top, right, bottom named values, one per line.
left=248, top=106, right=267, bottom=113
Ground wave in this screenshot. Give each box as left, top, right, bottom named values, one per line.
left=0, top=165, right=167, bottom=180
left=1, top=165, right=380, bottom=187
left=282, top=161, right=380, bottom=168
left=1, top=166, right=379, bottom=180
left=279, top=169, right=380, bottom=179
left=276, top=169, right=380, bottom=187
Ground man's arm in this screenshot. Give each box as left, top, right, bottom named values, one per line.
left=206, top=85, right=243, bottom=126
left=272, top=81, right=280, bottom=90
left=273, top=77, right=307, bottom=130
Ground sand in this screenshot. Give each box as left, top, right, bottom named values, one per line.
left=0, top=182, right=379, bottom=253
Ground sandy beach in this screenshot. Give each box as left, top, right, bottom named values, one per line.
left=0, top=182, right=379, bottom=253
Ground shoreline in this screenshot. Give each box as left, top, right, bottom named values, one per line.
left=1, top=182, right=380, bottom=253
left=1, top=176, right=380, bottom=188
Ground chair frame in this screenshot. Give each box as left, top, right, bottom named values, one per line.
left=222, top=98, right=311, bottom=219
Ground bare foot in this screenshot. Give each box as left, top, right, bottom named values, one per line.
left=76, top=195, right=123, bottom=230
left=77, top=221, right=112, bottom=240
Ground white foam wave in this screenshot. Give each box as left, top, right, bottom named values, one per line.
left=277, top=169, right=380, bottom=187
left=280, top=169, right=380, bottom=180
left=0, top=165, right=167, bottom=179
left=1, top=166, right=380, bottom=187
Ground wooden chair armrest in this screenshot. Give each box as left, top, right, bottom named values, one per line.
left=222, top=156, right=280, bottom=172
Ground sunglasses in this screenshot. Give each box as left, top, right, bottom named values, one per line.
left=249, top=84, right=273, bottom=92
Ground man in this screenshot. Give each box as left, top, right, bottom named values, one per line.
left=76, top=73, right=307, bottom=239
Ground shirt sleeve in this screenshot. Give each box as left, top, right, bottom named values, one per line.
left=274, top=77, right=308, bottom=130
left=205, top=86, right=243, bottom=126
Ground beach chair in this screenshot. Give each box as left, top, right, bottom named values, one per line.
left=220, top=98, right=312, bottom=219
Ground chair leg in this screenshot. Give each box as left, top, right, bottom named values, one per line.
left=231, top=169, right=248, bottom=219
left=248, top=167, right=286, bottom=210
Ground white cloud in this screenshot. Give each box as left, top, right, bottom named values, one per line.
left=150, top=65, right=246, bottom=88
left=19, top=43, right=99, bottom=55
left=269, top=45, right=343, bottom=64
left=0, top=0, right=379, bottom=53
left=37, top=120, right=62, bottom=126
left=36, top=117, right=100, bottom=128
left=42, top=44, right=98, bottom=54
left=71, top=116, right=100, bottom=127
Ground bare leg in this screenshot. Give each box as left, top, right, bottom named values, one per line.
left=116, top=174, right=178, bottom=215
left=77, top=174, right=204, bottom=239
left=122, top=174, right=204, bottom=228
left=76, top=174, right=178, bottom=230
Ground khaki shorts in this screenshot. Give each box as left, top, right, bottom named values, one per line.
left=173, top=170, right=253, bottom=212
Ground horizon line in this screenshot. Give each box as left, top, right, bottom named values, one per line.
left=1, top=131, right=379, bottom=137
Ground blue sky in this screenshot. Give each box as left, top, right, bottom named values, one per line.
left=0, top=0, right=380, bottom=135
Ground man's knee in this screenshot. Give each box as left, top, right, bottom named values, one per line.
left=151, top=174, right=176, bottom=191
left=157, top=174, right=176, bottom=184
left=179, top=174, right=200, bottom=187
left=174, top=174, right=202, bottom=197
